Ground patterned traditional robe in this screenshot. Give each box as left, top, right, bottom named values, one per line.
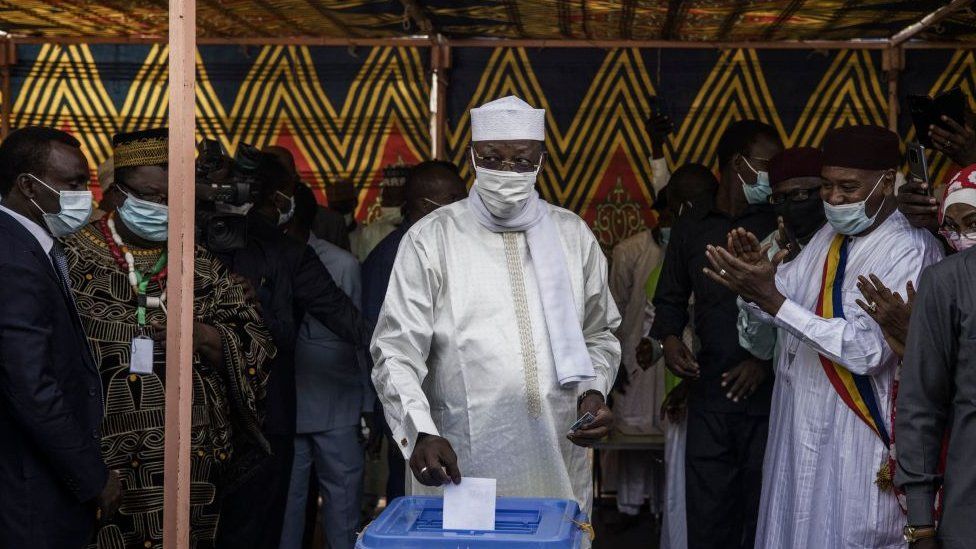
left=63, top=223, right=274, bottom=549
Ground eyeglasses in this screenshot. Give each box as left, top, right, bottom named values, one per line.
left=423, top=198, right=445, bottom=208
left=471, top=150, right=543, bottom=173
left=117, top=183, right=167, bottom=205
left=769, top=188, right=819, bottom=206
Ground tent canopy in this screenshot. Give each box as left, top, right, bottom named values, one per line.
left=2, top=1, right=974, bottom=43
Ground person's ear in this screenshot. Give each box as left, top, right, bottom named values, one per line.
left=884, top=169, right=896, bottom=192
left=732, top=153, right=745, bottom=174
left=13, top=173, right=37, bottom=200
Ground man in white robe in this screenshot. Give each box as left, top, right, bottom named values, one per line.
left=707, top=125, right=944, bottom=549
left=370, top=96, right=621, bottom=517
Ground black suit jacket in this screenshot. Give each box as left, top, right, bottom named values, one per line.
left=0, top=209, right=107, bottom=548
left=215, top=213, right=373, bottom=435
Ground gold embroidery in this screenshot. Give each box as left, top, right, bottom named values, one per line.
left=503, top=232, right=542, bottom=418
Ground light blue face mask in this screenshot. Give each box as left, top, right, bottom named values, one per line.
left=738, top=156, right=772, bottom=205
left=117, top=190, right=169, bottom=242
left=823, top=172, right=887, bottom=236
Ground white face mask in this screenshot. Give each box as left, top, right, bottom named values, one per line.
left=823, top=172, right=887, bottom=236
left=471, top=150, right=541, bottom=218
left=27, top=173, right=93, bottom=237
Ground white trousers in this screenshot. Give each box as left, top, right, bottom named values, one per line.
left=660, top=419, right=687, bottom=549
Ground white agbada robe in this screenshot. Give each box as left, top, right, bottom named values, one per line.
left=370, top=199, right=621, bottom=515
left=740, top=210, right=943, bottom=549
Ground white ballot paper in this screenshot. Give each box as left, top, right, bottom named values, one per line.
left=442, top=477, right=497, bottom=531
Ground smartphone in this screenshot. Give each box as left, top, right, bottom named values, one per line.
left=569, top=412, right=596, bottom=432
left=908, top=87, right=966, bottom=148
left=907, top=141, right=930, bottom=192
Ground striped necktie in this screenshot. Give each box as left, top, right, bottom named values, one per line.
left=49, top=241, right=76, bottom=306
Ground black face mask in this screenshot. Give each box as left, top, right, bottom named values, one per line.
left=774, top=195, right=826, bottom=243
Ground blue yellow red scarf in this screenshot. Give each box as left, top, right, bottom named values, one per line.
left=815, top=234, right=891, bottom=448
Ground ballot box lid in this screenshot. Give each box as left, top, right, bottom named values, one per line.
left=356, top=496, right=588, bottom=548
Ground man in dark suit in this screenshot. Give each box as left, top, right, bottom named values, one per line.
left=0, top=127, right=120, bottom=548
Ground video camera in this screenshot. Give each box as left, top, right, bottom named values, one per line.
left=195, top=139, right=263, bottom=252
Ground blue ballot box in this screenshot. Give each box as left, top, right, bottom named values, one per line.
left=356, top=496, right=590, bottom=548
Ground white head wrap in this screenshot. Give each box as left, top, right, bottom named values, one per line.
left=470, top=95, right=545, bottom=142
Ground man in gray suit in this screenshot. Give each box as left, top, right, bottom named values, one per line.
left=279, top=182, right=371, bottom=549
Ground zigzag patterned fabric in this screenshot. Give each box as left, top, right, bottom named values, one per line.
left=7, top=44, right=975, bottom=252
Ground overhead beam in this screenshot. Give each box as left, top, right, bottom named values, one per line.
left=163, top=0, right=195, bottom=546
left=13, top=35, right=976, bottom=50
left=504, top=0, right=527, bottom=39
left=398, top=0, right=435, bottom=35
left=556, top=0, right=572, bottom=37
left=890, top=0, right=972, bottom=47
left=717, top=0, right=749, bottom=41
left=620, top=0, right=637, bottom=40
left=762, top=0, right=806, bottom=40
left=661, top=0, right=688, bottom=40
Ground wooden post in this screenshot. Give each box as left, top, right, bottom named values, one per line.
left=164, top=0, right=195, bottom=547
left=883, top=46, right=903, bottom=132
left=1, top=38, right=13, bottom=140
left=429, top=37, right=450, bottom=160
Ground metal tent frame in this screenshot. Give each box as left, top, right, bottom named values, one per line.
left=0, top=1, right=973, bottom=547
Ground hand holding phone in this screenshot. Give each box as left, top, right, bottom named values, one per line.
left=568, top=412, right=596, bottom=433
left=907, top=141, right=930, bottom=190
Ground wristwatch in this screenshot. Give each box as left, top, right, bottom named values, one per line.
left=903, top=525, right=936, bottom=543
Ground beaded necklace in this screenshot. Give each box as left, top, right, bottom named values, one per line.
left=98, top=214, right=168, bottom=328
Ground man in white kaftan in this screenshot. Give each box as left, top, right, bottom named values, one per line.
left=711, top=125, right=944, bottom=549
left=371, top=96, right=621, bottom=516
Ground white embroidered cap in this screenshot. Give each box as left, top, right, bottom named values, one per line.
left=470, top=95, right=546, bottom=142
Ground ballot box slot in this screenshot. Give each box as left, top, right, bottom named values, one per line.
left=411, top=508, right=543, bottom=534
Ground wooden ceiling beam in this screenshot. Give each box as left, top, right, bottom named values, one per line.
left=620, top=0, right=637, bottom=40
left=717, top=0, right=749, bottom=41
left=661, top=0, right=688, bottom=40
left=556, top=0, right=572, bottom=37
left=504, top=0, right=527, bottom=39
left=891, top=0, right=972, bottom=46
left=761, top=0, right=806, bottom=41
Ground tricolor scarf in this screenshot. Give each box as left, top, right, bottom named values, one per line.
left=816, top=234, right=891, bottom=445
left=816, top=234, right=896, bottom=489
